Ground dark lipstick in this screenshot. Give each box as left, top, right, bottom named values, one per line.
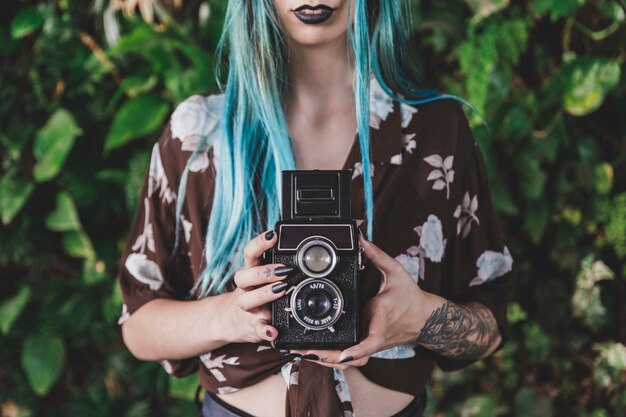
left=293, top=4, right=335, bottom=25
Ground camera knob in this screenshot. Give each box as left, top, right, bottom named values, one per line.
left=358, top=247, right=365, bottom=270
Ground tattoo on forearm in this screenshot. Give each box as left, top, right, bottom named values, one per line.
left=416, top=301, right=500, bottom=360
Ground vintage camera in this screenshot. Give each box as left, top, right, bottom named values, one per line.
left=263, top=170, right=365, bottom=350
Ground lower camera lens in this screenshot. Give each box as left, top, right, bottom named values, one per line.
left=305, top=291, right=332, bottom=317
left=290, top=278, right=344, bottom=331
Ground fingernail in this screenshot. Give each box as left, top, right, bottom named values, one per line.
left=287, top=352, right=302, bottom=358
left=302, top=354, right=319, bottom=360
left=265, top=230, right=275, bottom=240
left=357, top=226, right=366, bottom=239
left=338, top=356, right=353, bottom=364
left=271, top=281, right=288, bottom=293
left=265, top=329, right=273, bottom=338
left=274, top=266, right=294, bottom=277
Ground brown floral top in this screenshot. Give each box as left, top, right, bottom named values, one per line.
left=117, top=79, right=515, bottom=417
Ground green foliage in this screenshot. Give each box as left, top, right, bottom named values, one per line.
left=21, top=334, right=66, bottom=396
left=562, top=57, right=621, bottom=116
left=0, top=0, right=624, bottom=416
left=32, top=109, right=82, bottom=182
left=0, top=287, right=32, bottom=335
left=104, top=93, right=169, bottom=153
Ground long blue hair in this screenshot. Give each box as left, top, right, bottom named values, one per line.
left=175, top=0, right=469, bottom=297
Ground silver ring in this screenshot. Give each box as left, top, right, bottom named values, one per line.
left=296, top=238, right=337, bottom=278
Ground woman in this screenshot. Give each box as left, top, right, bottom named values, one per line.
left=117, top=1, right=515, bottom=416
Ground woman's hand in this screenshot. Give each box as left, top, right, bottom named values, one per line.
left=222, top=230, right=293, bottom=345
left=291, top=234, right=438, bottom=369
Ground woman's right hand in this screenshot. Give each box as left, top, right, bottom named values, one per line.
left=223, top=230, right=292, bottom=345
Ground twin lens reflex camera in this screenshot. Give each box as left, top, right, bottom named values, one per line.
left=262, top=170, right=365, bottom=350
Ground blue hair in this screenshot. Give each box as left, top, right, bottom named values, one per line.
left=174, top=0, right=473, bottom=297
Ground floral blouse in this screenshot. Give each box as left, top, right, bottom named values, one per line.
left=117, top=79, right=515, bottom=417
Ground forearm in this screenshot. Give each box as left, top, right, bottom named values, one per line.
left=121, top=294, right=232, bottom=361
left=413, top=292, right=502, bottom=360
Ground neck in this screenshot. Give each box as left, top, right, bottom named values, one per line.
left=285, top=38, right=355, bottom=114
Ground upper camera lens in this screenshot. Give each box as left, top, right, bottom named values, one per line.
left=303, top=245, right=332, bottom=273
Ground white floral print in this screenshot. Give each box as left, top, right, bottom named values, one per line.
left=333, top=369, right=352, bottom=403
left=470, top=246, right=513, bottom=287
left=395, top=245, right=425, bottom=282
left=180, top=214, right=192, bottom=244
left=351, top=161, right=375, bottom=180
left=370, top=78, right=394, bottom=129
left=160, top=360, right=173, bottom=374
left=417, top=214, right=447, bottom=262
left=117, top=304, right=130, bottom=325
left=281, top=360, right=299, bottom=388
left=124, top=253, right=164, bottom=290
left=424, top=154, right=455, bottom=200
left=200, top=352, right=240, bottom=383
left=131, top=198, right=156, bottom=254
left=370, top=342, right=417, bottom=359
left=454, top=192, right=480, bottom=239
left=400, top=103, right=418, bottom=128
left=217, top=386, right=240, bottom=395
left=148, top=143, right=176, bottom=204
left=390, top=153, right=403, bottom=165
left=170, top=94, right=225, bottom=172
left=403, top=133, right=417, bottom=154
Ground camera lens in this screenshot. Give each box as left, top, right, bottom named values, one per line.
left=305, top=291, right=332, bottom=317
left=296, top=239, right=337, bottom=278
left=303, top=245, right=332, bottom=273
left=290, top=278, right=344, bottom=331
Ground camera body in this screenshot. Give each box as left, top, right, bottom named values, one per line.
left=263, top=170, right=364, bottom=350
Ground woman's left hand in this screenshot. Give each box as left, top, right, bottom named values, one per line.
left=290, top=234, right=437, bottom=370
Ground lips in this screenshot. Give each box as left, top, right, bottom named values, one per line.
left=293, top=4, right=335, bottom=25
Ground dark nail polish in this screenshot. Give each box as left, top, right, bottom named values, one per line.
left=274, top=266, right=294, bottom=277
left=265, top=230, right=275, bottom=240
left=287, top=353, right=302, bottom=358
left=271, top=281, right=288, bottom=293
left=357, top=226, right=366, bottom=239
left=265, top=329, right=272, bottom=338
left=338, top=356, right=353, bottom=364
left=302, top=354, right=319, bottom=360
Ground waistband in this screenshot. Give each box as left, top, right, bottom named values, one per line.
left=197, top=387, right=426, bottom=417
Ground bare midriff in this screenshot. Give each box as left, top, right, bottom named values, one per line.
left=216, top=366, right=415, bottom=417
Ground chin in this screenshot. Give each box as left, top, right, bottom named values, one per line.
left=287, top=28, right=347, bottom=47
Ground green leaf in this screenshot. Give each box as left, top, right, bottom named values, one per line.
left=45, top=191, right=81, bottom=232
left=517, top=155, right=546, bottom=200
left=0, top=170, right=34, bottom=225
left=121, top=74, right=158, bottom=98
left=593, top=163, right=614, bottom=195
left=11, top=7, right=45, bottom=39
left=507, top=302, right=528, bottom=325
left=63, top=230, right=95, bottom=259
left=0, top=287, right=32, bottom=335
left=605, top=193, right=626, bottom=259
left=33, top=109, right=82, bottom=182
left=492, top=181, right=519, bottom=216
left=21, top=334, right=66, bottom=396
left=514, top=387, right=554, bottom=417
left=531, top=0, right=584, bottom=19
left=563, top=57, right=621, bottom=117
left=169, top=373, right=200, bottom=400
left=104, top=94, right=169, bottom=153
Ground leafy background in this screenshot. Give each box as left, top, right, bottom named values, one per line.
left=0, top=0, right=625, bottom=416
